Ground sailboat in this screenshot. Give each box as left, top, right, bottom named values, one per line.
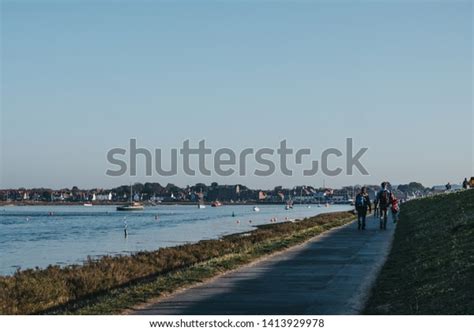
left=117, top=185, right=144, bottom=211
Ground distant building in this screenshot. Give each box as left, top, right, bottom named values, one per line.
left=96, top=192, right=112, bottom=201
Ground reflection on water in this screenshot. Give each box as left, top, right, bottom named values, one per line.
left=0, top=204, right=352, bottom=275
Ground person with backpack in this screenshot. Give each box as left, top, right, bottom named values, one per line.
left=355, top=187, right=371, bottom=230
left=375, top=182, right=393, bottom=230
left=446, top=182, right=452, bottom=191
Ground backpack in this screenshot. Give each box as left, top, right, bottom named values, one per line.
left=355, top=194, right=366, bottom=208
left=379, top=190, right=391, bottom=208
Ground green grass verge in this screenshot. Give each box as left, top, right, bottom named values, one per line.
left=0, top=211, right=354, bottom=315
left=365, top=189, right=474, bottom=315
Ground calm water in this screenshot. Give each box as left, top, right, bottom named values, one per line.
left=0, top=204, right=352, bottom=275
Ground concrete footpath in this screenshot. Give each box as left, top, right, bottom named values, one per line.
left=131, top=215, right=396, bottom=315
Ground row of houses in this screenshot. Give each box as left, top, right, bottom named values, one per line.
left=0, top=189, right=114, bottom=202
left=0, top=182, right=434, bottom=204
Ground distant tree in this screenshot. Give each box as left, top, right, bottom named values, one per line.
left=132, top=183, right=144, bottom=193
left=165, top=183, right=181, bottom=195
left=113, top=185, right=130, bottom=196
left=143, top=182, right=163, bottom=195
left=193, top=183, right=208, bottom=193
left=398, top=182, right=425, bottom=193
left=409, top=182, right=425, bottom=191
left=41, top=190, right=52, bottom=201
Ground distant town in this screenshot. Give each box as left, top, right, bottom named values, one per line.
left=0, top=181, right=464, bottom=205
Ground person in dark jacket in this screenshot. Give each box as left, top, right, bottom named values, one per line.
left=446, top=182, right=452, bottom=191
left=463, top=178, right=469, bottom=190
left=355, top=187, right=372, bottom=230
left=375, top=182, right=393, bottom=230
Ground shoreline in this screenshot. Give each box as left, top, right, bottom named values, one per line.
left=0, top=200, right=354, bottom=276
left=0, top=211, right=355, bottom=314
left=0, top=201, right=352, bottom=207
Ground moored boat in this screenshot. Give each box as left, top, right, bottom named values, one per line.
left=117, top=202, right=144, bottom=211
left=117, top=185, right=144, bottom=211
left=211, top=201, right=223, bottom=207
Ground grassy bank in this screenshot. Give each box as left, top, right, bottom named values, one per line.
left=0, top=211, right=354, bottom=315
left=365, top=189, right=474, bottom=314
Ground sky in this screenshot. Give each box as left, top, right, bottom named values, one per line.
left=1, top=0, right=472, bottom=190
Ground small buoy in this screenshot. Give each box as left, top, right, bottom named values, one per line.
left=236, top=220, right=240, bottom=224
left=232, top=212, right=235, bottom=217
left=249, top=220, right=252, bottom=224
left=155, top=215, right=159, bottom=221
left=26, top=217, right=30, bottom=222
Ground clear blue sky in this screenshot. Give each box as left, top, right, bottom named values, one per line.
left=1, top=0, right=472, bottom=189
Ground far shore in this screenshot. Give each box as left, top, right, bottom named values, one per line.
left=0, top=201, right=341, bottom=207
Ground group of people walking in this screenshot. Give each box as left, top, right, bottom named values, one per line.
left=447, top=178, right=472, bottom=191
left=354, top=182, right=399, bottom=231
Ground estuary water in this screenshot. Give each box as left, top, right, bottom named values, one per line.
left=0, top=204, right=352, bottom=275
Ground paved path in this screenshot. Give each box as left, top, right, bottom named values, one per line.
left=131, top=216, right=396, bottom=315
